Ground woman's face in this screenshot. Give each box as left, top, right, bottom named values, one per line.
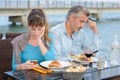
left=29, top=25, right=45, bottom=39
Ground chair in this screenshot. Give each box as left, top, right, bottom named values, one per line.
left=6, top=32, right=22, bottom=39
left=0, top=39, right=13, bottom=80
left=0, top=33, right=3, bottom=39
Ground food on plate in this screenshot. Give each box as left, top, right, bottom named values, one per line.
left=33, top=66, right=52, bottom=74
left=49, top=60, right=62, bottom=68
left=66, top=65, right=86, bottom=72
left=76, top=54, right=93, bottom=62
left=77, top=54, right=86, bottom=58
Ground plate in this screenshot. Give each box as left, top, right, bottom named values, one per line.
left=40, top=60, right=71, bottom=69
left=73, top=57, right=98, bottom=65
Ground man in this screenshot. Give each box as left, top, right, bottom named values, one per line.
left=50, top=5, right=101, bottom=60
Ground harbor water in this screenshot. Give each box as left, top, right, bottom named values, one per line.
left=0, top=12, right=120, bottom=60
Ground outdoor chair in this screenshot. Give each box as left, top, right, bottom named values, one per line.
left=0, top=39, right=13, bottom=80
left=0, top=33, right=3, bottom=39
left=6, top=32, right=22, bottom=39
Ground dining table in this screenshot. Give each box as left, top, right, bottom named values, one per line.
left=4, top=61, right=120, bottom=80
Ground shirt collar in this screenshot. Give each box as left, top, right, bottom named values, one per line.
left=62, top=21, right=77, bottom=39
left=62, top=21, right=67, bottom=34
left=63, top=21, right=73, bottom=38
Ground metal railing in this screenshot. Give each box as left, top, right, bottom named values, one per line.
left=0, top=0, right=120, bottom=9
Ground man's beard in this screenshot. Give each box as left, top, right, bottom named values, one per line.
left=71, top=24, right=81, bottom=32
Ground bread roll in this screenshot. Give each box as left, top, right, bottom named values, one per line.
left=49, top=60, right=62, bottom=68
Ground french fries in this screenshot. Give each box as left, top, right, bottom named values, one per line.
left=33, top=66, right=52, bottom=74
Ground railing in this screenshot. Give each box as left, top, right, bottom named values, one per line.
left=0, top=0, right=120, bottom=9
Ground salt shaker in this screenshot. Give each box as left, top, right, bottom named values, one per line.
left=104, top=56, right=108, bottom=68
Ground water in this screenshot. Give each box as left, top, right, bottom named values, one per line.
left=0, top=12, right=120, bottom=59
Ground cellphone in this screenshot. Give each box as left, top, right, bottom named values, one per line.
left=88, top=17, right=96, bottom=21
left=30, top=60, right=38, bottom=64
left=93, top=50, right=99, bottom=54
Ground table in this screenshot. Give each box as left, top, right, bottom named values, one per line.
left=4, top=65, right=120, bottom=80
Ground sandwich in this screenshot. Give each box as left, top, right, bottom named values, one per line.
left=49, top=60, right=62, bottom=68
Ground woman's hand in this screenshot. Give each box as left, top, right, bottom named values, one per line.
left=39, top=27, right=45, bottom=39
left=88, top=19, right=98, bottom=34
left=19, top=60, right=39, bottom=70
left=36, top=27, right=45, bottom=43
left=36, top=26, right=48, bottom=55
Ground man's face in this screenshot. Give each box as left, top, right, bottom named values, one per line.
left=70, top=13, right=88, bottom=32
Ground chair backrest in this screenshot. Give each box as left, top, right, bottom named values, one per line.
left=0, top=33, right=3, bottom=39
left=6, top=33, right=22, bottom=39
left=0, top=39, right=13, bottom=79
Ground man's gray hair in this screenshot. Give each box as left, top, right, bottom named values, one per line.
left=66, top=5, right=90, bottom=20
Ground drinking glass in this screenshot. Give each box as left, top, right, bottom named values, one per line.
left=84, top=50, right=93, bottom=69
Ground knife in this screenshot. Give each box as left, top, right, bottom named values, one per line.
left=39, top=64, right=48, bottom=69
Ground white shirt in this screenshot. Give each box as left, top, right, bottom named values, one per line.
left=50, top=21, right=101, bottom=60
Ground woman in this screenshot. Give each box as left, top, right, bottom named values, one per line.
left=12, top=8, right=55, bottom=70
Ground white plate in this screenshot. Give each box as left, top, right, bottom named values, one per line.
left=40, top=60, right=71, bottom=69
left=73, top=57, right=98, bottom=65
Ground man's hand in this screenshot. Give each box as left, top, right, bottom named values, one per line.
left=88, top=19, right=98, bottom=34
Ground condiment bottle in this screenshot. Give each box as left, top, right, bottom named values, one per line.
left=104, top=56, right=108, bottom=68
left=111, top=35, right=120, bottom=66
left=98, top=56, right=102, bottom=69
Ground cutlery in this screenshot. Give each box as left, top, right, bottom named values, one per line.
left=39, top=64, right=48, bottom=69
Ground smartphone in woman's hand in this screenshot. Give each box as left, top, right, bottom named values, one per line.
left=30, top=60, right=38, bottom=64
